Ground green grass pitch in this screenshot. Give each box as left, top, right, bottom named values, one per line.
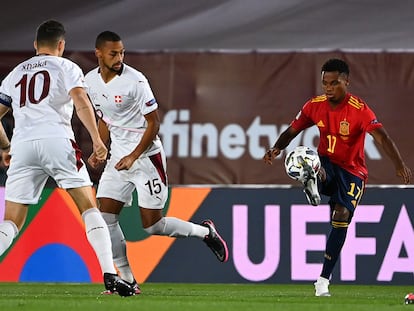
left=0, top=283, right=411, bottom=311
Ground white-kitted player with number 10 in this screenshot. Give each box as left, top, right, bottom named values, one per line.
left=0, top=20, right=135, bottom=296
left=85, top=31, right=229, bottom=294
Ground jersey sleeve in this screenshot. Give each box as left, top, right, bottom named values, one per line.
left=135, top=76, right=158, bottom=115
left=84, top=71, right=99, bottom=109
left=363, top=104, right=383, bottom=132
left=290, top=101, right=315, bottom=131
left=0, top=92, right=12, bottom=107
left=0, top=73, right=12, bottom=107
left=63, top=60, right=87, bottom=94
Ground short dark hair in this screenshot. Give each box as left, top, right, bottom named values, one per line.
left=321, top=58, right=350, bottom=76
left=95, top=31, right=122, bottom=48
left=36, top=20, right=65, bottom=47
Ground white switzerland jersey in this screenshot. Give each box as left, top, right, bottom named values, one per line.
left=85, top=63, right=161, bottom=158
left=0, top=55, right=86, bottom=142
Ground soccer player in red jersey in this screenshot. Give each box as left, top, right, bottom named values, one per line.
left=263, top=58, right=411, bottom=296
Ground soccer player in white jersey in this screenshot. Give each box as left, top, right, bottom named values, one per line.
left=86, top=31, right=229, bottom=294
left=0, top=20, right=134, bottom=296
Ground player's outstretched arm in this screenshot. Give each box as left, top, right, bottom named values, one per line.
left=263, top=126, right=300, bottom=165
left=370, top=127, right=412, bottom=184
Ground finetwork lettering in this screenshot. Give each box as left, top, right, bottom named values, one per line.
left=159, top=109, right=382, bottom=160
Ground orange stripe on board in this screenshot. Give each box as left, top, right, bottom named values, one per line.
left=55, top=188, right=85, bottom=227
left=127, top=187, right=211, bottom=283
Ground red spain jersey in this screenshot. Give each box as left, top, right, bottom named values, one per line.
left=290, top=93, right=382, bottom=180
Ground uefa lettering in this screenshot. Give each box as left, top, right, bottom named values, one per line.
left=231, top=202, right=414, bottom=283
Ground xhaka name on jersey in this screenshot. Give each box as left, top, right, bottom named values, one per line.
left=22, top=60, right=47, bottom=71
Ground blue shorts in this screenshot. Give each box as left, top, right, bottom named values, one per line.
left=319, top=156, right=365, bottom=216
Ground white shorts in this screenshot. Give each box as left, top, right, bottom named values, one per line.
left=5, top=139, right=92, bottom=204
left=96, top=149, right=168, bottom=209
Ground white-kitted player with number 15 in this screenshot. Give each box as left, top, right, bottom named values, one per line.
left=85, top=31, right=229, bottom=294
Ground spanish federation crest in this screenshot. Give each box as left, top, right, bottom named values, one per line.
left=339, top=120, right=350, bottom=136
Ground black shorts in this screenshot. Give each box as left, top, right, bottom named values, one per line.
left=319, top=156, right=365, bottom=216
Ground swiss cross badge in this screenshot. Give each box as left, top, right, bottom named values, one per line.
left=114, top=95, right=122, bottom=103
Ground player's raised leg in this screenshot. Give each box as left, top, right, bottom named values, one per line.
left=141, top=208, right=229, bottom=263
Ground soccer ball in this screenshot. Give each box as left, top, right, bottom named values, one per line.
left=284, top=146, right=321, bottom=182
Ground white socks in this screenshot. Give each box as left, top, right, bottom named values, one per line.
left=0, top=220, right=18, bottom=256
left=97, top=213, right=211, bottom=283
left=82, top=208, right=116, bottom=275
left=144, top=217, right=209, bottom=238
left=101, top=212, right=134, bottom=283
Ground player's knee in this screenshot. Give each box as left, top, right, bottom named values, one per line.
left=332, top=205, right=350, bottom=220
left=143, top=217, right=166, bottom=235
left=331, top=205, right=352, bottom=227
